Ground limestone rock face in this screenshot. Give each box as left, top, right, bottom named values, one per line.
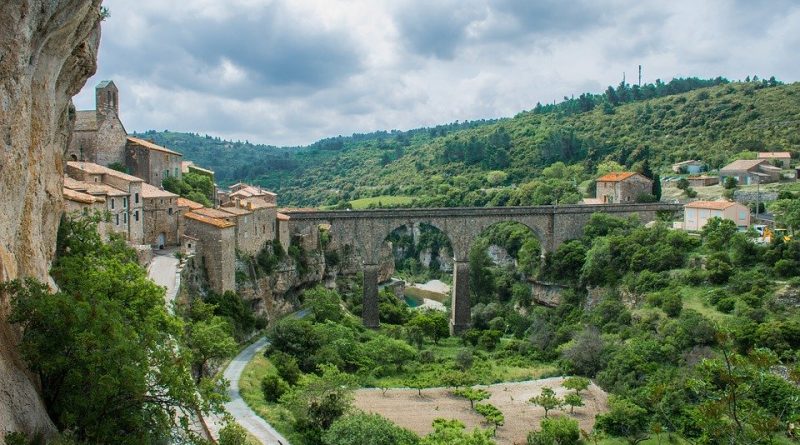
left=0, top=0, right=102, bottom=437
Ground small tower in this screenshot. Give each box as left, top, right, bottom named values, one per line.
left=95, top=80, right=119, bottom=119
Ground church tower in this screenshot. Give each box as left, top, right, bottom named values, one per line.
left=95, top=80, right=119, bottom=120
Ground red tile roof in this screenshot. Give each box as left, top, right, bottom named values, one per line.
left=183, top=211, right=235, bottom=229
left=597, top=172, right=638, bottom=182
left=684, top=200, right=740, bottom=210
left=176, top=197, right=205, bottom=210
left=126, top=136, right=182, bottom=156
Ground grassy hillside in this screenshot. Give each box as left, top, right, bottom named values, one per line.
left=136, top=78, right=800, bottom=207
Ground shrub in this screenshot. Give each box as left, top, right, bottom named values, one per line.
left=662, top=293, right=683, bottom=317
left=261, top=374, right=289, bottom=402
left=269, top=351, right=301, bottom=385
left=455, top=348, right=474, bottom=370
left=527, top=417, right=581, bottom=445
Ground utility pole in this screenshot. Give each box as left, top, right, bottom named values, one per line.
left=638, top=65, right=642, bottom=87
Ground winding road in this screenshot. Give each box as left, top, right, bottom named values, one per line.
left=213, top=337, right=290, bottom=445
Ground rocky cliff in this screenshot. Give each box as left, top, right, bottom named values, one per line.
left=0, top=0, right=102, bottom=438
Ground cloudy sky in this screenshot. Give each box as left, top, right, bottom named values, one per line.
left=74, top=0, right=800, bottom=146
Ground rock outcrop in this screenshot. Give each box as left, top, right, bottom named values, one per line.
left=0, top=0, right=102, bottom=438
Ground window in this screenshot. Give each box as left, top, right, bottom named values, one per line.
left=135, top=193, right=139, bottom=204
left=115, top=214, right=119, bottom=225
left=110, top=199, right=115, bottom=210
left=163, top=170, right=170, bottom=178
left=739, top=211, right=746, bottom=220
left=123, top=212, right=128, bottom=224
left=168, top=208, right=173, bottom=215
left=174, top=168, right=179, bottom=177
left=123, top=197, right=128, bottom=208
left=134, top=211, right=139, bottom=222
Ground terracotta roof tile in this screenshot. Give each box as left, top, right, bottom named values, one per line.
left=720, top=159, right=765, bottom=171
left=597, top=172, right=638, bottom=182
left=176, top=197, right=205, bottom=210
left=126, top=136, right=182, bottom=156
left=193, top=207, right=235, bottom=220
left=67, top=161, right=143, bottom=182
left=183, top=211, right=235, bottom=229
left=276, top=212, right=290, bottom=221
left=684, top=200, right=740, bottom=210
left=63, top=187, right=100, bottom=204
left=218, top=205, right=252, bottom=216
left=141, top=182, right=178, bottom=199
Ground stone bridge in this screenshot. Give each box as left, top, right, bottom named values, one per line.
left=284, top=203, right=680, bottom=333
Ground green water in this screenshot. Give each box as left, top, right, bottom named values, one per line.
left=404, top=295, right=422, bottom=308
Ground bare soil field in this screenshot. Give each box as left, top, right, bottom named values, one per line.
left=354, top=377, right=608, bottom=445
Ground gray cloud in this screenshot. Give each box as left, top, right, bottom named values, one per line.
left=73, top=0, right=800, bottom=146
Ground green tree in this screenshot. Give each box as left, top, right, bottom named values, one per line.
left=529, top=387, right=562, bottom=418
left=281, top=364, right=358, bottom=444
left=563, top=393, right=583, bottom=414
left=527, top=417, right=582, bottom=445
left=409, top=310, right=449, bottom=344
left=3, top=216, right=224, bottom=443
left=261, top=373, right=289, bottom=402
left=562, top=376, right=590, bottom=396
left=364, top=335, right=417, bottom=372
left=269, top=350, right=302, bottom=385
left=452, top=387, right=490, bottom=409
left=186, top=316, right=238, bottom=382
left=701, top=217, right=738, bottom=251
left=769, top=198, right=800, bottom=234
left=420, top=419, right=495, bottom=445
left=323, top=413, right=419, bottom=445
left=306, top=286, right=345, bottom=323
left=595, top=397, right=650, bottom=445
left=474, top=403, right=504, bottom=436
left=218, top=421, right=248, bottom=445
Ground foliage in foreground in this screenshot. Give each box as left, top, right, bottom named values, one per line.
left=1, top=215, right=228, bottom=443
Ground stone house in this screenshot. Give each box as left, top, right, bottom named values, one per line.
left=719, top=159, right=781, bottom=185
left=141, top=183, right=180, bottom=249
left=220, top=198, right=277, bottom=256
left=66, top=81, right=127, bottom=166
left=595, top=172, right=653, bottom=204
left=277, top=212, right=291, bottom=253
left=683, top=200, right=750, bottom=231
left=671, top=160, right=704, bottom=174
left=757, top=152, right=792, bottom=168
left=65, top=161, right=144, bottom=244
left=183, top=211, right=236, bottom=294
left=125, top=136, right=183, bottom=187
left=227, top=183, right=278, bottom=205
left=687, top=175, right=720, bottom=187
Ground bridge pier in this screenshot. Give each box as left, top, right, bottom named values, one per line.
left=362, top=263, right=380, bottom=329
left=450, top=260, right=470, bottom=335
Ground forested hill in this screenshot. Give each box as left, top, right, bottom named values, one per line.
left=136, top=77, right=800, bottom=208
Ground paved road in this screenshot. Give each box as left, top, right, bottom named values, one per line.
left=148, top=252, right=180, bottom=309
left=213, top=337, right=290, bottom=445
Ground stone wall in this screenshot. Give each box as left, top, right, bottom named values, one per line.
left=143, top=196, right=180, bottom=247
left=734, top=190, right=778, bottom=204
left=91, top=113, right=126, bottom=166
left=234, top=206, right=276, bottom=256
left=185, top=218, right=236, bottom=293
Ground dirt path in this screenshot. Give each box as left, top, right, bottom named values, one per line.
left=354, top=377, right=608, bottom=445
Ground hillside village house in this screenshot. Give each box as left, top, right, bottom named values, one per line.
left=683, top=200, right=750, bottom=231
left=592, top=172, right=653, bottom=204
left=126, top=136, right=183, bottom=187
left=65, top=161, right=144, bottom=244
left=141, top=183, right=180, bottom=249
left=757, top=152, right=792, bottom=168
left=719, top=159, right=781, bottom=185
left=671, top=160, right=704, bottom=174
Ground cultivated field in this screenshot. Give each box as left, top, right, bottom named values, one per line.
left=354, top=377, right=609, bottom=445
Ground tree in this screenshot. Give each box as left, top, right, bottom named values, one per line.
left=364, top=335, right=417, bottom=372
left=324, top=413, right=419, bottom=445
left=769, top=198, right=800, bottom=234
left=4, top=215, right=224, bottom=443
left=306, top=286, right=345, bottom=323
left=218, top=421, right=248, bottom=445
left=281, top=364, right=358, bottom=443
left=527, top=417, right=582, bottom=445
left=563, top=393, right=583, bottom=414
left=420, top=419, right=495, bottom=445
left=261, top=374, right=289, bottom=402
left=269, top=350, right=302, bottom=385
left=456, top=348, right=474, bottom=371
left=723, top=176, right=738, bottom=189
left=562, top=326, right=605, bottom=376
left=409, top=310, right=449, bottom=344
left=452, top=388, right=490, bottom=409
left=529, top=387, right=562, bottom=418
left=701, top=217, right=738, bottom=251
left=186, top=316, right=238, bottom=382
left=562, top=376, right=590, bottom=396
left=595, top=397, right=650, bottom=445
left=652, top=174, right=661, bottom=200
left=475, top=403, right=504, bottom=436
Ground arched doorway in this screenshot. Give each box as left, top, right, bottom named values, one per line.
left=156, top=233, right=165, bottom=250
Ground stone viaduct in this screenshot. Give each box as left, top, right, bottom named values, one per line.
left=284, top=203, right=681, bottom=333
